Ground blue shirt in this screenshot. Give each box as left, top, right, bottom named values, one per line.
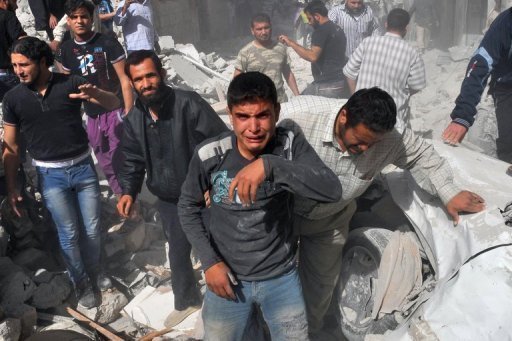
left=114, top=0, right=157, bottom=51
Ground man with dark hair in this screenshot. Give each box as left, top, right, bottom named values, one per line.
left=442, top=8, right=512, bottom=163
left=328, top=0, right=381, bottom=59
left=57, top=0, right=132, bottom=198
left=178, top=71, right=341, bottom=340
left=279, top=90, right=484, bottom=340
left=234, top=13, right=299, bottom=103
left=2, top=36, right=120, bottom=308
left=117, top=50, right=228, bottom=328
left=0, top=0, right=25, bottom=101
left=279, top=0, right=347, bottom=98
left=343, top=8, right=426, bottom=132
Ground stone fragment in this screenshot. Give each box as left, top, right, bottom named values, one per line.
left=159, top=35, right=175, bottom=53
left=77, top=289, right=129, bottom=324
left=4, top=304, right=37, bottom=339
left=12, top=248, right=58, bottom=272
left=0, top=225, right=8, bottom=257
left=31, top=274, right=72, bottom=309
left=0, top=271, right=36, bottom=309
left=124, top=220, right=146, bottom=252
left=0, top=318, right=21, bottom=341
left=33, top=268, right=53, bottom=284
left=213, top=57, right=227, bottom=70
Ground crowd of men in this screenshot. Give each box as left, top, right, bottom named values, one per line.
left=1, top=0, right=507, bottom=339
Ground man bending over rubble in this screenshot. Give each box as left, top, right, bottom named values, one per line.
left=278, top=91, right=486, bottom=340
left=177, top=71, right=342, bottom=340
left=2, top=37, right=120, bottom=308
left=116, top=50, right=228, bottom=328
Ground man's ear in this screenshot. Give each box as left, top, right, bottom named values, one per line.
left=338, top=108, right=347, bottom=125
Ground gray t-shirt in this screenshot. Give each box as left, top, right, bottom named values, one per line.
left=235, top=41, right=291, bottom=102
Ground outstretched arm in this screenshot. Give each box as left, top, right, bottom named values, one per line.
left=279, top=35, right=322, bottom=63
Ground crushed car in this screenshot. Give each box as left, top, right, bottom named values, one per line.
left=340, top=141, right=512, bottom=340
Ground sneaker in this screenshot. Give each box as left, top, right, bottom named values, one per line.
left=164, top=305, right=201, bottom=328
left=94, top=272, right=113, bottom=292
left=77, top=284, right=99, bottom=308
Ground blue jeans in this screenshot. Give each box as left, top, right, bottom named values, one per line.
left=203, top=268, right=308, bottom=341
left=36, top=157, right=101, bottom=287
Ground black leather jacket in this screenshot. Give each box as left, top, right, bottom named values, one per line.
left=119, top=86, right=228, bottom=202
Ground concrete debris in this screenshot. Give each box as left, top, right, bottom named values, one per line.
left=132, top=248, right=168, bottom=269
left=168, top=54, right=211, bottom=89
left=124, top=220, right=147, bottom=253
left=448, top=45, right=474, bottom=62
left=32, top=268, right=53, bottom=284
left=4, top=304, right=37, bottom=339
left=77, top=289, right=129, bottom=325
left=123, top=286, right=199, bottom=332
left=213, top=57, right=227, bottom=70
left=30, top=274, right=72, bottom=309
left=12, top=247, right=58, bottom=272
left=0, top=318, right=21, bottom=341
left=175, top=43, right=203, bottom=64
left=0, top=271, right=36, bottom=310
left=158, top=35, right=175, bottom=53
left=0, top=225, right=8, bottom=257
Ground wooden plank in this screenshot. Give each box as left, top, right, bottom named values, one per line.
left=139, top=326, right=173, bottom=341
left=66, top=307, right=124, bottom=341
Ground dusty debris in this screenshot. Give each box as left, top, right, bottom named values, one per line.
left=30, top=274, right=71, bottom=309
left=77, top=290, right=128, bottom=325
left=0, top=318, right=21, bottom=341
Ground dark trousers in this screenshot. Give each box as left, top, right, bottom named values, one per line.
left=157, top=199, right=203, bottom=310
left=494, top=85, right=512, bottom=163
left=302, top=79, right=346, bottom=99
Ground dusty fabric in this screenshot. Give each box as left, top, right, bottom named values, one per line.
left=371, top=231, right=422, bottom=319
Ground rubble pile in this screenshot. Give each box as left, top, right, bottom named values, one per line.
left=410, top=46, right=498, bottom=157
left=0, top=178, right=200, bottom=340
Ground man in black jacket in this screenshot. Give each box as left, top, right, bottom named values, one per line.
left=117, top=50, right=229, bottom=327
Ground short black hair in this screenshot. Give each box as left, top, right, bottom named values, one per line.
left=304, top=0, right=328, bottom=17
left=227, top=72, right=278, bottom=110
left=124, top=50, right=163, bottom=79
left=251, top=13, right=271, bottom=27
left=342, top=87, right=396, bottom=133
left=10, top=37, right=54, bottom=67
left=387, top=8, right=410, bottom=31
left=65, top=0, right=95, bottom=17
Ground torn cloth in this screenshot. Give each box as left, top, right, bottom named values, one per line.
left=372, top=231, right=422, bottom=319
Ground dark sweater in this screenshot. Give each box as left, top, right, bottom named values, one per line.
left=119, top=86, right=229, bottom=201
left=178, top=128, right=342, bottom=281
left=451, top=8, right=512, bottom=128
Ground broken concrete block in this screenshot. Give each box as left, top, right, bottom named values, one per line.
left=132, top=249, right=167, bottom=269
left=0, top=225, right=8, bottom=257
left=104, top=237, right=125, bottom=258
left=33, top=269, right=53, bottom=284
left=0, top=318, right=21, bottom=341
left=5, top=304, right=37, bottom=339
left=175, top=43, right=202, bottom=64
left=213, top=57, right=227, bottom=70
left=159, top=35, right=175, bottom=53
left=448, top=45, right=473, bottom=62
left=77, top=290, right=128, bottom=324
left=0, top=271, right=36, bottom=309
left=12, top=248, right=58, bottom=272
left=124, top=220, right=146, bottom=252
left=31, top=274, right=72, bottom=309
